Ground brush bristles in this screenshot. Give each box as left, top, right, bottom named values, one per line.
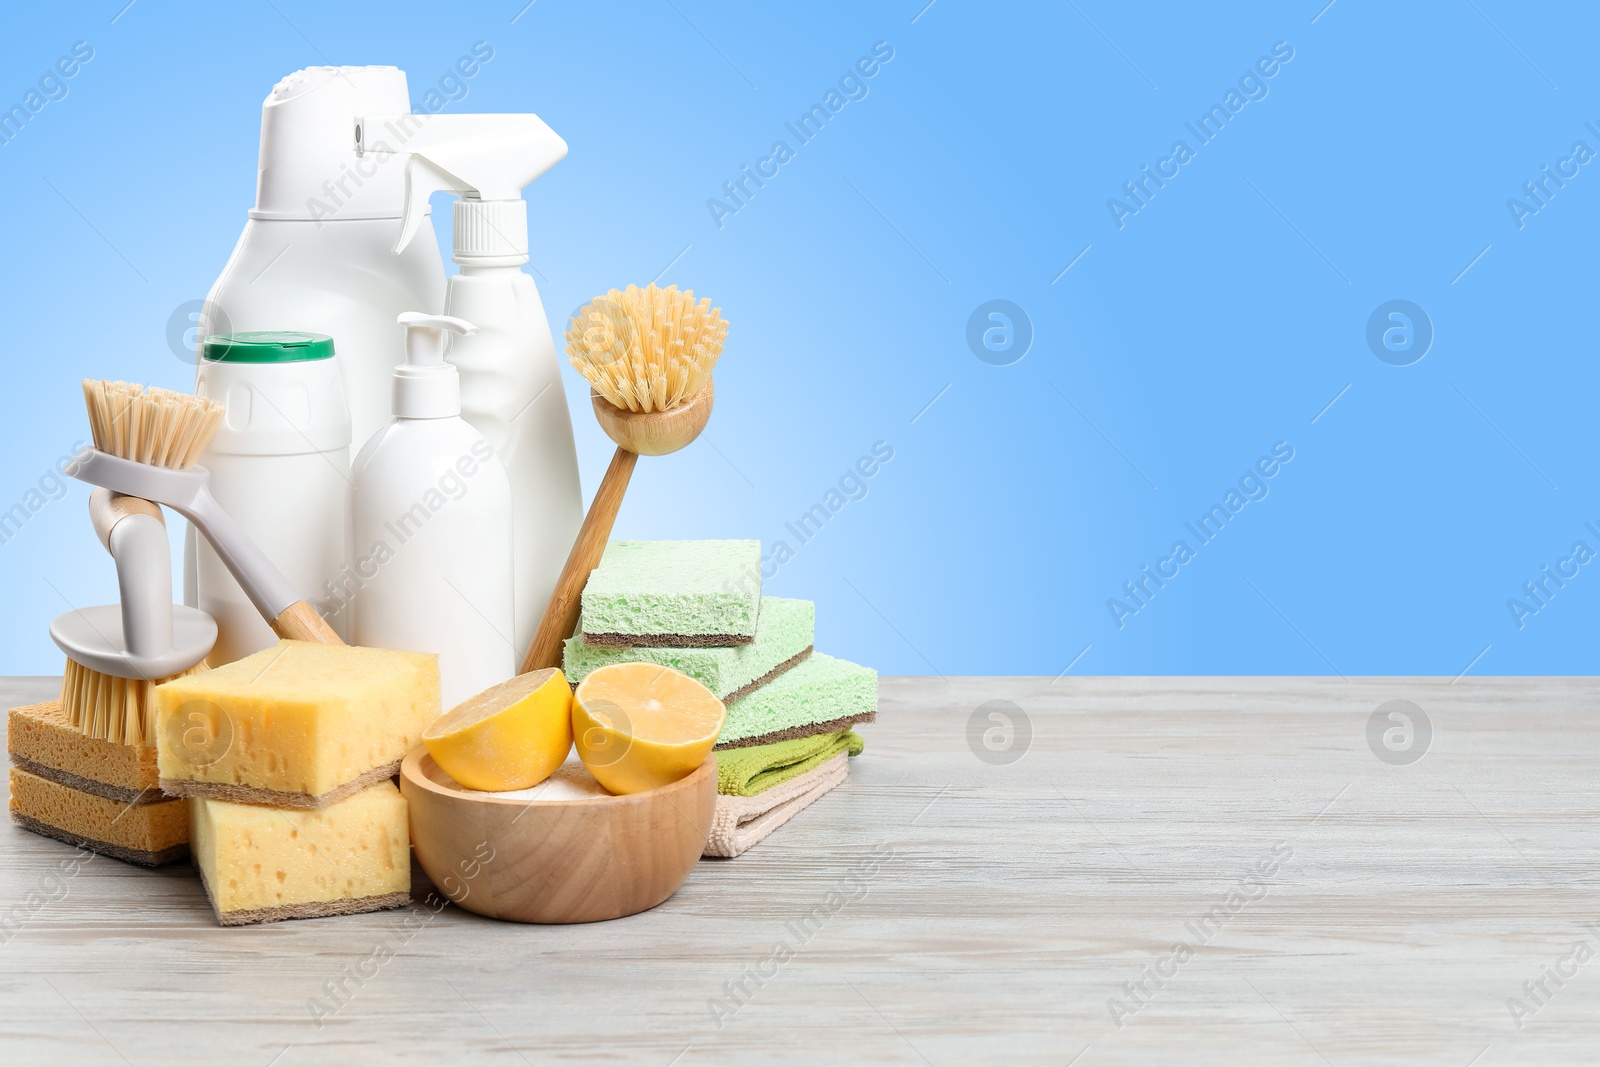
left=566, top=284, right=727, bottom=413
left=82, top=379, right=224, bottom=469
left=61, top=656, right=207, bottom=748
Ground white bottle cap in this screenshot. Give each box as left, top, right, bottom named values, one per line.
left=454, top=198, right=528, bottom=263
left=394, top=312, right=476, bottom=419
left=252, top=66, right=415, bottom=222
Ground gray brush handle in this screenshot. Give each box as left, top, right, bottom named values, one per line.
left=181, top=486, right=304, bottom=622
left=73, top=450, right=303, bottom=624
left=88, top=490, right=172, bottom=660
left=62, top=488, right=215, bottom=680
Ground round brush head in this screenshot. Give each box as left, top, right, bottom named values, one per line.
left=565, top=284, right=727, bottom=414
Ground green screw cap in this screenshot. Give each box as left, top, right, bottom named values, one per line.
left=202, top=332, right=335, bottom=364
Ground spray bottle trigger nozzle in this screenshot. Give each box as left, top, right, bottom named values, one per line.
left=379, top=113, right=568, bottom=256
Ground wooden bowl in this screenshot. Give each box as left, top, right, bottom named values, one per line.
left=591, top=378, right=714, bottom=456
left=399, top=748, right=715, bottom=924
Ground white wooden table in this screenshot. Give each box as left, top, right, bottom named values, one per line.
left=1, top=675, right=1595, bottom=1065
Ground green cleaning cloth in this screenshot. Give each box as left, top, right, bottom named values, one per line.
left=715, top=730, right=864, bottom=797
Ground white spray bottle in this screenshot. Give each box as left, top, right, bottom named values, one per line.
left=349, top=312, right=515, bottom=708
left=373, top=113, right=583, bottom=659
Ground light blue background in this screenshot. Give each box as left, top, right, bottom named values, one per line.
left=0, top=1, right=1593, bottom=678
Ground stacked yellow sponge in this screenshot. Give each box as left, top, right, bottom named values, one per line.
left=154, top=640, right=439, bottom=925
left=8, top=700, right=189, bottom=866
left=189, top=784, right=411, bottom=926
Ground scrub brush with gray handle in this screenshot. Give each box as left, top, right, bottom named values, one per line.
left=69, top=380, right=341, bottom=645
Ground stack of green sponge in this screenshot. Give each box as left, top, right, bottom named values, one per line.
left=564, top=540, right=875, bottom=855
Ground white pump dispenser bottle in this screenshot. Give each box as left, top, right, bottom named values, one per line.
left=349, top=312, right=515, bottom=709
left=370, top=113, right=583, bottom=659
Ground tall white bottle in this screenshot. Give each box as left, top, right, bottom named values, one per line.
left=202, top=66, right=448, bottom=450
left=189, top=66, right=448, bottom=612
left=350, top=313, right=515, bottom=708
left=385, top=114, right=583, bottom=658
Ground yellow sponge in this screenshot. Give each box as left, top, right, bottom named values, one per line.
left=190, top=780, right=410, bottom=925
left=7, top=701, right=188, bottom=866
left=154, top=640, right=439, bottom=808
left=10, top=767, right=188, bottom=866
left=8, top=700, right=160, bottom=802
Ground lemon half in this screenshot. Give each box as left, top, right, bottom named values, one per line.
left=422, top=668, right=573, bottom=791
left=572, top=663, right=725, bottom=795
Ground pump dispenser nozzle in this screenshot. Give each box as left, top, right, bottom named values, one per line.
left=394, top=312, right=476, bottom=419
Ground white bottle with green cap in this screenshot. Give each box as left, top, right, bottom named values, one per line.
left=350, top=312, right=515, bottom=708
left=195, top=331, right=351, bottom=665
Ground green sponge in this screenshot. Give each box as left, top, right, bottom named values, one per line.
left=565, top=597, right=814, bottom=700
left=716, top=652, right=878, bottom=749
left=581, top=539, right=762, bottom=646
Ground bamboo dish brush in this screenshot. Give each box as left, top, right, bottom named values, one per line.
left=51, top=489, right=216, bottom=745
left=70, top=380, right=342, bottom=645
left=520, top=284, right=727, bottom=671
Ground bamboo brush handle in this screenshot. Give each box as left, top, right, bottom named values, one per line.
left=270, top=600, right=344, bottom=645
left=521, top=446, right=639, bottom=673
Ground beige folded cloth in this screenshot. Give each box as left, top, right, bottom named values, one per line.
left=703, top=752, right=848, bottom=858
